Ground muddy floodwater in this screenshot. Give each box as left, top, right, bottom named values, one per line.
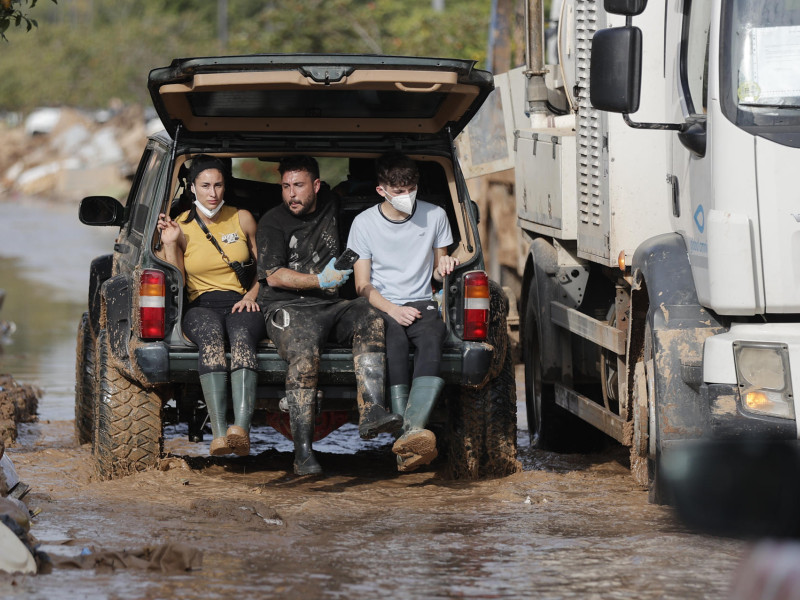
left=0, top=198, right=746, bottom=599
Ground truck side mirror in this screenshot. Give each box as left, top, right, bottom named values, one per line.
left=79, top=195, right=125, bottom=227
left=590, top=26, right=642, bottom=114
left=604, top=0, right=647, bottom=16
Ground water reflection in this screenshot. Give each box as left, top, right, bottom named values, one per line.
left=0, top=198, right=117, bottom=420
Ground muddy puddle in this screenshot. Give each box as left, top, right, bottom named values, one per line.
left=0, top=199, right=747, bottom=599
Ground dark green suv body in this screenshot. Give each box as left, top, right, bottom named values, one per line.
left=75, top=54, right=519, bottom=479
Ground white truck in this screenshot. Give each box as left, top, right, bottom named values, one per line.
left=460, top=0, right=800, bottom=501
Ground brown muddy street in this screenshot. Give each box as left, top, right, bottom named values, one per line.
left=1, top=199, right=746, bottom=599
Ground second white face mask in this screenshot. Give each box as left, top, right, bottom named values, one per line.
left=385, top=189, right=417, bottom=215
left=194, top=199, right=225, bottom=219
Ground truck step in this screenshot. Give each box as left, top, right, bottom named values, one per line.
left=550, top=301, right=625, bottom=355
left=555, top=383, right=628, bottom=444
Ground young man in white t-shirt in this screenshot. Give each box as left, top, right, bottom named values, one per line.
left=347, top=152, right=459, bottom=472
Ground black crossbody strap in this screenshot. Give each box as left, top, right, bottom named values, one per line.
left=193, top=212, right=233, bottom=265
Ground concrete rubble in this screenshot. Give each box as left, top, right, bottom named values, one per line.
left=0, top=105, right=155, bottom=202
left=0, top=440, right=40, bottom=575
left=0, top=374, right=39, bottom=448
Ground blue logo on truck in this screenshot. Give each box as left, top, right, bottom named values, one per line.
left=694, top=205, right=705, bottom=233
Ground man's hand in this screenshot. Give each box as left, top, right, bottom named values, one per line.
left=436, top=255, right=459, bottom=279
left=317, top=257, right=352, bottom=289
left=389, top=305, right=421, bottom=327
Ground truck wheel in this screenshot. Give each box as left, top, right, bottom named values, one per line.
left=446, top=283, right=521, bottom=479
left=630, top=319, right=671, bottom=503
left=641, top=321, right=669, bottom=504
left=93, top=329, right=164, bottom=480
left=522, top=278, right=588, bottom=452
left=74, top=313, right=96, bottom=446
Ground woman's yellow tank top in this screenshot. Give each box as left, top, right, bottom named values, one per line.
left=178, top=205, right=251, bottom=302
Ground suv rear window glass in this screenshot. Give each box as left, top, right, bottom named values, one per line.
left=187, top=90, right=446, bottom=120
left=129, top=146, right=165, bottom=235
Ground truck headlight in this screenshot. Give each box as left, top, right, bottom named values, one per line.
left=733, top=342, right=794, bottom=419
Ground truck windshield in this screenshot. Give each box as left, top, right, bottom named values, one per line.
left=721, top=0, right=800, bottom=139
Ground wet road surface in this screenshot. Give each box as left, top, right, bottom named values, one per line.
left=0, top=199, right=746, bottom=598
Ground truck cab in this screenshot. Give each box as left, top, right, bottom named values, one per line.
left=482, top=0, right=800, bottom=501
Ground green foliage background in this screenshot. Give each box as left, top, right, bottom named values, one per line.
left=0, top=0, right=493, bottom=111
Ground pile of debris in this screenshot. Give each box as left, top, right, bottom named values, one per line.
left=0, top=374, right=39, bottom=448
left=0, top=104, right=156, bottom=202
left=0, top=438, right=41, bottom=575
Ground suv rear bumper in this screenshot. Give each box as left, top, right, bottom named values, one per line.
left=135, top=340, right=494, bottom=388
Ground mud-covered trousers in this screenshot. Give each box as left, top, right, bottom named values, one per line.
left=265, top=297, right=385, bottom=391
left=381, top=299, right=447, bottom=387
left=182, top=290, right=267, bottom=376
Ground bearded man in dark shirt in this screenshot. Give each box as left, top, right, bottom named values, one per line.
left=257, top=155, right=402, bottom=475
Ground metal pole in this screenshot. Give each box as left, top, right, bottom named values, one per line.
left=218, top=0, right=228, bottom=50
left=525, top=0, right=549, bottom=115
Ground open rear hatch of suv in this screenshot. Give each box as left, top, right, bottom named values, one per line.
left=147, top=54, right=494, bottom=142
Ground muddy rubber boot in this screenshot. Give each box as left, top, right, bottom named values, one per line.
left=200, top=372, right=232, bottom=456
left=287, top=389, right=323, bottom=476
left=354, top=353, right=403, bottom=439
left=227, top=368, right=257, bottom=457
left=392, top=376, right=444, bottom=472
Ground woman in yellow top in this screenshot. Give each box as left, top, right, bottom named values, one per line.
left=157, top=155, right=265, bottom=457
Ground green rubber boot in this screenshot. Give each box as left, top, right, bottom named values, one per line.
left=389, top=384, right=410, bottom=416
left=287, top=389, right=323, bottom=476
left=227, top=368, right=257, bottom=457
left=354, top=353, right=403, bottom=439
left=392, top=376, right=444, bottom=472
left=200, top=371, right=232, bottom=456
left=390, top=384, right=411, bottom=467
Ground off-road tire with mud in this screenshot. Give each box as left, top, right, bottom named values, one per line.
left=94, top=329, right=165, bottom=480
left=74, top=312, right=95, bottom=446
left=446, top=283, right=521, bottom=478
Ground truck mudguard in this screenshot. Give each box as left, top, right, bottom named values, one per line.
left=631, top=232, right=701, bottom=310
left=631, top=232, right=725, bottom=460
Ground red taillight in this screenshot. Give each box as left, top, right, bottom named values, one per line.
left=463, top=271, right=489, bottom=341
left=140, top=269, right=165, bottom=339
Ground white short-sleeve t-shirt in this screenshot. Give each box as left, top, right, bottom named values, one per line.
left=347, top=200, right=452, bottom=304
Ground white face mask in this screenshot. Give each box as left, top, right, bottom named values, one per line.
left=194, top=198, right=225, bottom=219
left=381, top=188, right=417, bottom=215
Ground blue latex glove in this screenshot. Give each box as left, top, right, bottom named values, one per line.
left=317, top=257, right=352, bottom=289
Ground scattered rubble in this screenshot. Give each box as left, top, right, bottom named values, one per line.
left=0, top=441, right=40, bottom=575
left=0, top=374, right=40, bottom=447
left=0, top=104, right=153, bottom=202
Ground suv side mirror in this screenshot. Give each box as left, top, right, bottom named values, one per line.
left=79, top=195, right=125, bottom=227
left=590, top=26, right=642, bottom=114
